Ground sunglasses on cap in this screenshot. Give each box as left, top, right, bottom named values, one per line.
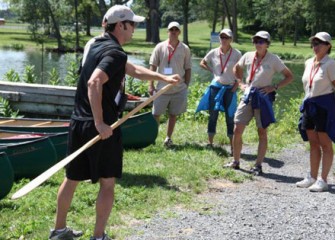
left=311, top=40, right=329, bottom=48
left=169, top=27, right=180, bottom=32
left=253, top=39, right=267, bottom=45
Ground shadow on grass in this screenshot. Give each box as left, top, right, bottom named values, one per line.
left=119, top=172, right=180, bottom=191
left=166, top=142, right=230, bottom=157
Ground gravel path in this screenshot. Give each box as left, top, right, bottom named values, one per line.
left=126, top=143, right=335, bottom=240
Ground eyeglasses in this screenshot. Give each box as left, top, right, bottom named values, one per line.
left=311, top=41, right=328, bottom=47
left=220, top=36, right=231, bottom=40
left=253, top=39, right=267, bottom=45
left=169, top=27, right=180, bottom=32
left=122, top=20, right=137, bottom=28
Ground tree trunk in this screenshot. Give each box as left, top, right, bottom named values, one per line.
left=44, top=0, right=63, bottom=50
left=182, top=0, right=189, bottom=46
left=98, top=0, right=107, bottom=16
left=150, top=9, right=160, bottom=43
left=85, top=6, right=92, bottom=37
left=222, top=0, right=233, bottom=31
left=232, top=0, right=238, bottom=43
left=212, top=0, right=219, bottom=33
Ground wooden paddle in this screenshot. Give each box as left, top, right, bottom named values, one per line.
left=11, top=84, right=173, bottom=200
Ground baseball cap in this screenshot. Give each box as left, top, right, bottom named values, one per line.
left=219, top=29, right=233, bottom=38
left=168, top=22, right=181, bottom=30
left=252, top=31, right=270, bottom=41
left=309, top=32, right=332, bottom=45
left=104, top=5, right=145, bottom=24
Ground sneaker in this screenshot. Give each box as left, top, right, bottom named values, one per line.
left=224, top=160, right=240, bottom=170
left=49, top=227, right=83, bottom=240
left=206, top=143, right=213, bottom=149
left=250, top=165, right=262, bottom=176
left=309, top=179, right=328, bottom=192
left=163, top=138, right=173, bottom=148
left=296, top=173, right=316, bottom=188
left=90, top=233, right=112, bottom=240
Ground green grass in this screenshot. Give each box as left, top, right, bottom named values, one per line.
left=0, top=119, right=253, bottom=239
left=0, top=21, right=322, bottom=59
left=0, top=21, right=309, bottom=239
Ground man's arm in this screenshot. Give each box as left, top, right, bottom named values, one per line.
left=184, top=68, right=191, bottom=87
left=87, top=68, right=113, bottom=140
left=148, top=65, right=158, bottom=95
left=126, top=62, right=180, bottom=84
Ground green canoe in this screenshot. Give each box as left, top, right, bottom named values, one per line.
left=0, top=152, right=14, bottom=200
left=0, top=112, right=158, bottom=149
left=0, top=137, right=58, bottom=179
left=0, top=131, right=68, bottom=161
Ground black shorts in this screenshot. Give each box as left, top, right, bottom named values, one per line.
left=66, top=119, right=123, bottom=183
left=301, top=105, right=328, bottom=132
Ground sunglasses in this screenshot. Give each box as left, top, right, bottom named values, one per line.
left=122, top=20, right=137, bottom=27
left=220, top=36, right=231, bottom=40
left=311, top=41, right=328, bottom=47
left=169, top=27, right=180, bottom=32
left=253, top=39, right=267, bottom=45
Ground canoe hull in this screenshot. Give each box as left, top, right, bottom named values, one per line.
left=0, top=137, right=58, bottom=179
left=0, top=152, right=14, bottom=200
left=0, top=112, right=158, bottom=149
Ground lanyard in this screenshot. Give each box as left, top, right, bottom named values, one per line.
left=168, top=41, right=179, bottom=65
left=309, top=61, right=320, bottom=89
left=219, top=48, right=233, bottom=75
left=249, top=52, right=266, bottom=83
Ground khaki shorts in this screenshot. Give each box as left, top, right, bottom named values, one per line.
left=152, top=88, right=188, bottom=116
left=234, top=100, right=263, bottom=128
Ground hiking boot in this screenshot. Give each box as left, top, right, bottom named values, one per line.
left=309, top=179, right=328, bottom=192
left=163, top=138, right=173, bottom=148
left=250, top=165, right=262, bottom=176
left=90, top=233, right=112, bottom=240
left=224, top=160, right=240, bottom=170
left=296, top=172, right=316, bottom=188
left=49, top=227, right=83, bottom=240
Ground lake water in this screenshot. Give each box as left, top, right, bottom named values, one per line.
left=0, top=49, right=305, bottom=103
left=0, top=49, right=209, bottom=84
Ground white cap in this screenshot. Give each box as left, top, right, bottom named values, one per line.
left=104, top=5, right=145, bottom=24
left=219, top=29, right=233, bottom=38
left=252, top=31, right=270, bottom=41
left=309, top=32, right=332, bottom=45
left=168, top=21, right=181, bottom=30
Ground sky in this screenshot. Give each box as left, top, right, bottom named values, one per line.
left=0, top=1, right=8, bottom=10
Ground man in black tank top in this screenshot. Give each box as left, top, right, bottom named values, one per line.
left=49, top=5, right=180, bottom=240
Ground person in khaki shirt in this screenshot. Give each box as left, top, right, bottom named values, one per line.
left=225, top=31, right=293, bottom=175
left=296, top=32, right=335, bottom=192
left=149, top=21, right=192, bottom=147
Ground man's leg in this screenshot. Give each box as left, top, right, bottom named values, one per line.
left=54, top=178, right=79, bottom=230
left=318, top=132, right=334, bottom=181
left=233, top=123, right=246, bottom=162
left=255, top=127, right=267, bottom=166
left=167, top=114, right=177, bottom=139
left=93, top=178, right=115, bottom=238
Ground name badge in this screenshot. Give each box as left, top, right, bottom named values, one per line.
left=164, top=67, right=173, bottom=75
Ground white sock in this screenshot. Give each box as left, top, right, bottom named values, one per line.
left=55, top=227, right=66, bottom=233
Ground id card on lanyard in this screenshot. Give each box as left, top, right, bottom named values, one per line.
left=164, top=41, right=179, bottom=75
